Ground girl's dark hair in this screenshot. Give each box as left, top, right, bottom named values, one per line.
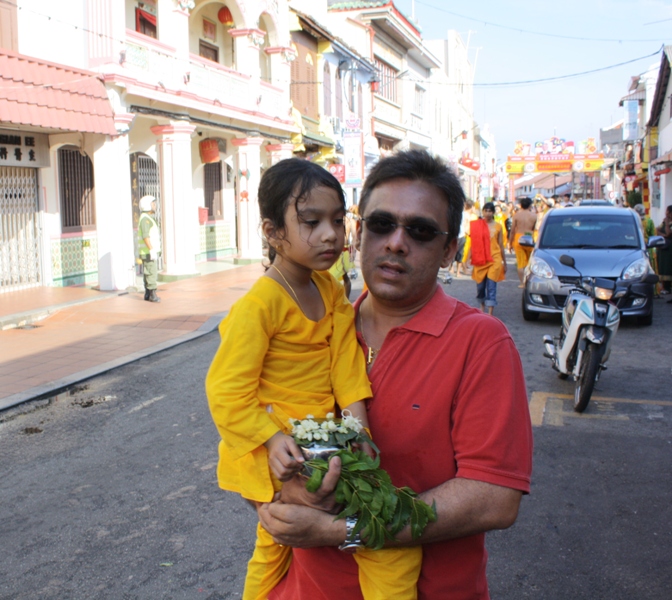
left=482, top=202, right=496, bottom=212
left=359, top=149, right=464, bottom=243
left=258, top=158, right=345, bottom=263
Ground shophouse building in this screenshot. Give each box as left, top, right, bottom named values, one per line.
left=1, top=0, right=484, bottom=294
left=326, top=1, right=441, bottom=160
left=288, top=1, right=377, bottom=206
left=646, top=46, right=672, bottom=226
left=2, top=0, right=298, bottom=293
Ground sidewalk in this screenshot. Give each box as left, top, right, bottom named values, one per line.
left=0, top=260, right=264, bottom=411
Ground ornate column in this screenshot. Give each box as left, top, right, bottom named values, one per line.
left=231, top=137, right=264, bottom=263
left=265, top=143, right=294, bottom=166
left=93, top=129, right=135, bottom=291
left=151, top=122, right=198, bottom=279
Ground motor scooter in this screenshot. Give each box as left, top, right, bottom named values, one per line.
left=542, top=254, right=658, bottom=412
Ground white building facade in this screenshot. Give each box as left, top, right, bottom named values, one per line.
left=2, top=0, right=298, bottom=293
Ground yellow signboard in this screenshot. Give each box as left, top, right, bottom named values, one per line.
left=506, top=154, right=604, bottom=174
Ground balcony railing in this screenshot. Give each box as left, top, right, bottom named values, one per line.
left=121, top=31, right=289, bottom=121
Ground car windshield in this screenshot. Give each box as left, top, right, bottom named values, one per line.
left=539, top=214, right=640, bottom=249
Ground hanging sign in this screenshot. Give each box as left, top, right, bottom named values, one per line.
left=623, top=100, right=639, bottom=141
left=0, top=128, right=50, bottom=168
left=343, top=131, right=362, bottom=186
left=328, top=163, right=346, bottom=183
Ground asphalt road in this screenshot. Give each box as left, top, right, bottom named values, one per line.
left=1, top=261, right=670, bottom=599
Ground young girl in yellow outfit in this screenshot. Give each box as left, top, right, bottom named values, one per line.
left=206, top=159, right=422, bottom=600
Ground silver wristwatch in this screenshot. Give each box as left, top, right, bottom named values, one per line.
left=338, top=515, right=364, bottom=553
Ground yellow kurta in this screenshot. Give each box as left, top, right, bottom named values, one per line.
left=206, top=270, right=372, bottom=503
left=472, top=222, right=506, bottom=284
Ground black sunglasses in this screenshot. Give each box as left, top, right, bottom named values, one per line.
left=361, top=215, right=449, bottom=243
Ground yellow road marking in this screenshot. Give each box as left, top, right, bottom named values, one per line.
left=529, top=391, right=671, bottom=427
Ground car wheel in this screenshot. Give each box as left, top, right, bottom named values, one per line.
left=637, top=311, right=653, bottom=326
left=522, top=294, right=540, bottom=321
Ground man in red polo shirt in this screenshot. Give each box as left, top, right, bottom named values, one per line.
left=258, top=149, right=533, bottom=599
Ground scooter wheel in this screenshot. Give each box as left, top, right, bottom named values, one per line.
left=574, top=344, right=603, bottom=412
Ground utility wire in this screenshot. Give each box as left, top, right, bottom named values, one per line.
left=382, top=46, right=664, bottom=88
left=415, top=0, right=669, bottom=43
left=0, top=0, right=662, bottom=91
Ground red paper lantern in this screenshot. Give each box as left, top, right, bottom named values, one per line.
left=218, top=6, right=234, bottom=26
left=471, top=161, right=480, bottom=170
left=199, top=139, right=220, bottom=164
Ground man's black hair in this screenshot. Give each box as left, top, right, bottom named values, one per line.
left=518, top=196, right=533, bottom=210
left=359, top=149, right=465, bottom=242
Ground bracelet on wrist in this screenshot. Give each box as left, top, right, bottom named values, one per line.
left=338, top=515, right=364, bottom=553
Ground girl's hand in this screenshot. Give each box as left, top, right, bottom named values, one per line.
left=264, top=432, right=305, bottom=482
left=351, top=440, right=376, bottom=460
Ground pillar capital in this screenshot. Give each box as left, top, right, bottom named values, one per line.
left=151, top=123, right=197, bottom=138
left=265, top=143, right=294, bottom=153
left=231, top=137, right=265, bottom=147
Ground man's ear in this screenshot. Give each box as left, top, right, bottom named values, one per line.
left=354, top=220, right=363, bottom=251
left=440, top=238, right=458, bottom=269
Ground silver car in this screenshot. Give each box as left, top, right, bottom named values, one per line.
left=520, top=206, right=665, bottom=326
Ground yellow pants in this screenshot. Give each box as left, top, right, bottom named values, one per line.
left=243, top=522, right=422, bottom=600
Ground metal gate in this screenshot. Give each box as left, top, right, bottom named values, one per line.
left=130, top=152, right=162, bottom=269
left=0, top=167, right=41, bottom=293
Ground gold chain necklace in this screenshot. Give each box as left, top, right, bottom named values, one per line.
left=358, top=309, right=379, bottom=367
left=271, top=264, right=302, bottom=310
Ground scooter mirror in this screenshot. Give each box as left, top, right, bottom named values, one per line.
left=560, top=254, right=575, bottom=268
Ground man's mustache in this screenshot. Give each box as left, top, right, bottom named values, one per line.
left=373, top=257, right=411, bottom=272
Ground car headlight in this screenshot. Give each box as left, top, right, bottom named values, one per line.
left=622, top=258, right=649, bottom=280
left=529, top=256, right=554, bottom=279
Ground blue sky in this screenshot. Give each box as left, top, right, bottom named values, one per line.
left=392, top=0, right=672, bottom=161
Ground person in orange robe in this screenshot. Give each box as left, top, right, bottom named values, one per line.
left=467, top=202, right=507, bottom=315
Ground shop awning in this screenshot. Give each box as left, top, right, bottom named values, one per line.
left=302, top=130, right=335, bottom=148
left=619, top=89, right=646, bottom=106
left=652, top=150, right=672, bottom=165
left=0, top=49, right=117, bottom=136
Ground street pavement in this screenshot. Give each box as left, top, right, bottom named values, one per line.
left=1, top=256, right=671, bottom=598
left=0, top=260, right=262, bottom=411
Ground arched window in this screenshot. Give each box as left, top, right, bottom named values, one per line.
left=58, top=146, right=95, bottom=232
left=323, top=62, right=332, bottom=116
left=259, top=17, right=271, bottom=82
left=358, top=81, right=363, bottom=121
left=129, top=152, right=160, bottom=229
left=335, top=67, right=343, bottom=119
left=204, top=161, right=223, bottom=218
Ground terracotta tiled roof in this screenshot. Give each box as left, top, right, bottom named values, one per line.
left=0, top=49, right=116, bottom=136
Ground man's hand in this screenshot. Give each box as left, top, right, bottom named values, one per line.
left=279, top=455, right=342, bottom=513
left=258, top=456, right=344, bottom=548
left=258, top=501, right=345, bottom=549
